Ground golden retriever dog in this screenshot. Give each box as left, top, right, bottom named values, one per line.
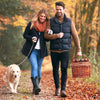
left=3, top=64, right=21, bottom=93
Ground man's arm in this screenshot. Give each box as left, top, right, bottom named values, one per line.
left=44, top=20, right=62, bottom=40
left=71, top=21, right=82, bottom=55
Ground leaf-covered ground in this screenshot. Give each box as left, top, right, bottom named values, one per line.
left=0, top=66, right=100, bottom=100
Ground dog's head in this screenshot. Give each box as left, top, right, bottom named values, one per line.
left=9, top=64, right=21, bottom=79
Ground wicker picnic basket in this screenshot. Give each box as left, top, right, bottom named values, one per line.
left=71, top=55, right=91, bottom=78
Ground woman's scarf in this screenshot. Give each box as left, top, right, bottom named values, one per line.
left=34, top=20, right=46, bottom=32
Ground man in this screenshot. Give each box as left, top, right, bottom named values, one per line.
left=44, top=1, right=82, bottom=97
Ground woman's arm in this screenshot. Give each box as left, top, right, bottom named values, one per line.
left=23, top=22, right=33, bottom=41
left=44, top=20, right=60, bottom=40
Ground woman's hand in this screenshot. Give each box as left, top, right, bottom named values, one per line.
left=47, top=29, right=53, bottom=35
left=32, top=36, right=37, bottom=43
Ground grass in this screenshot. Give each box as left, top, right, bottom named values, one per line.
left=86, top=51, right=100, bottom=87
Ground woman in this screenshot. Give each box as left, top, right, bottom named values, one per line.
left=22, top=9, right=49, bottom=95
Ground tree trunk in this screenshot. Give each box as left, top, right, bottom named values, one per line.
left=83, top=0, right=98, bottom=54
left=97, top=0, right=100, bottom=55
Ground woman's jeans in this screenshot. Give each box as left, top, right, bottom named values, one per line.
left=29, top=49, right=44, bottom=79
left=51, top=51, right=69, bottom=91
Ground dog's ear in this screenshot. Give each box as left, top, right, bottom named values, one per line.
left=10, top=66, right=15, bottom=72
left=18, top=70, right=21, bottom=76
left=10, top=65, right=13, bottom=70
left=10, top=66, right=12, bottom=69
left=10, top=69, right=14, bottom=77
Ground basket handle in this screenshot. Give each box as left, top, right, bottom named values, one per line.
left=72, top=54, right=89, bottom=62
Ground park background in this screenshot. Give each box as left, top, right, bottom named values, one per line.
left=0, top=0, right=100, bottom=88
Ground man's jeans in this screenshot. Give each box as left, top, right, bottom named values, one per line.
left=51, top=51, right=69, bottom=90
left=29, top=49, right=44, bottom=79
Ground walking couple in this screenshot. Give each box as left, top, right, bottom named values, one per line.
left=22, top=1, right=82, bottom=97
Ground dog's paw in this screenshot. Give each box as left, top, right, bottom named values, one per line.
left=11, top=91, right=17, bottom=94
left=14, top=90, right=17, bottom=94
left=11, top=89, right=15, bottom=93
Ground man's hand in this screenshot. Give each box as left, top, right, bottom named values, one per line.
left=57, top=32, right=64, bottom=38
left=76, top=51, right=82, bottom=56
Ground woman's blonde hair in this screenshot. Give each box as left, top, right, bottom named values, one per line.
left=30, top=8, right=49, bottom=29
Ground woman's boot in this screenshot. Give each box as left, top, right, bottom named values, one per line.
left=38, top=78, right=41, bottom=85
left=31, top=77, right=35, bottom=94
left=31, top=76, right=41, bottom=95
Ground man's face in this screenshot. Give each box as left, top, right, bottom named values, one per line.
left=56, top=5, right=65, bottom=17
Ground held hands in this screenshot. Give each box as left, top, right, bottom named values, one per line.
left=32, top=36, right=37, bottom=43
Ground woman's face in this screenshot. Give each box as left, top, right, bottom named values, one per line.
left=39, top=13, right=46, bottom=23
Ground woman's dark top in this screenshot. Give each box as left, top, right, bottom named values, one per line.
left=22, top=22, right=48, bottom=58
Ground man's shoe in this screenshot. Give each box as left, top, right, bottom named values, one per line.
left=55, top=88, right=60, bottom=96
left=61, top=90, right=67, bottom=97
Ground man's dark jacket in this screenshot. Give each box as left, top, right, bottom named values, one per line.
left=50, top=14, right=72, bottom=50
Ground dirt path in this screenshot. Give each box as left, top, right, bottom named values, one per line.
left=0, top=67, right=100, bottom=100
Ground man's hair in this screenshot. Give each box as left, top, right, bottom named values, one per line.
left=55, top=1, right=65, bottom=9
